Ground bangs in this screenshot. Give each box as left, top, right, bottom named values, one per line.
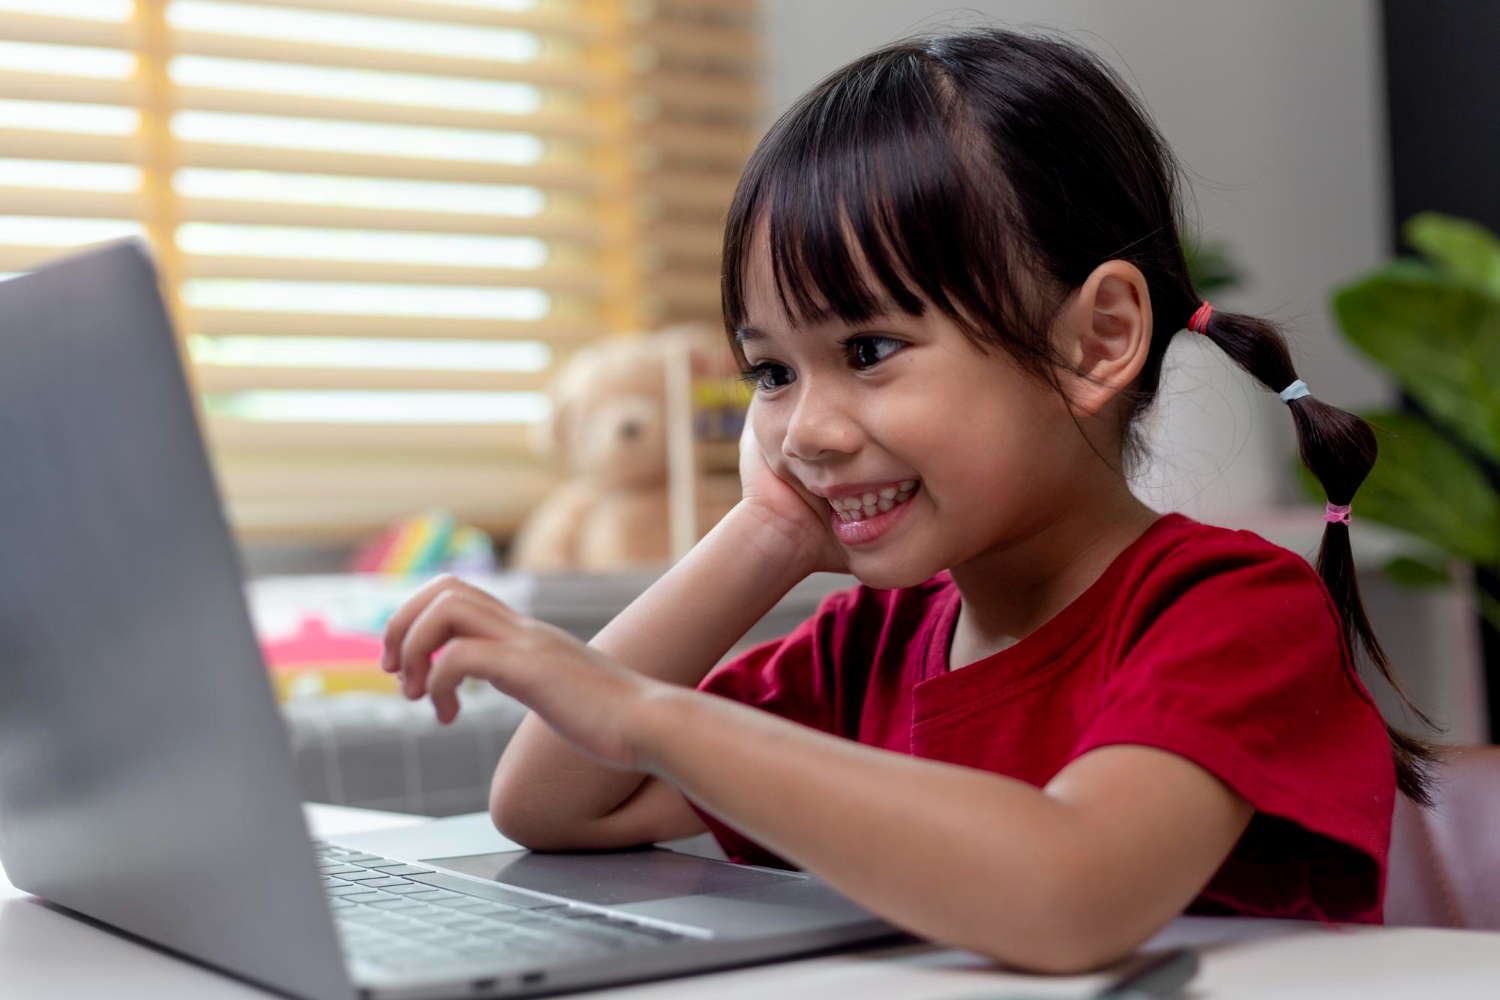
left=720, top=44, right=1033, bottom=367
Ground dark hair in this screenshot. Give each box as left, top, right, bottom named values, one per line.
left=719, top=25, right=1441, bottom=805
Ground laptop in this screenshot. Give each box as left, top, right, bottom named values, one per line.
left=0, top=241, right=900, bottom=1000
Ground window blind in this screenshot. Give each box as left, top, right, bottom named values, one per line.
left=0, top=0, right=756, bottom=543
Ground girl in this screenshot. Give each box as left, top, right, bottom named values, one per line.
left=381, top=26, right=1438, bottom=973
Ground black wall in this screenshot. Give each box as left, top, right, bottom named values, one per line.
left=1382, top=0, right=1500, bottom=740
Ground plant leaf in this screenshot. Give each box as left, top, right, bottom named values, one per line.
left=1332, top=267, right=1500, bottom=462
left=1296, top=410, right=1500, bottom=566
left=1403, top=212, right=1500, bottom=298
left=1383, top=555, right=1450, bottom=587
left=1184, top=238, right=1244, bottom=297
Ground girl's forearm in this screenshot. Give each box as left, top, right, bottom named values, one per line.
left=490, top=503, right=815, bottom=840
left=635, top=688, right=1159, bottom=974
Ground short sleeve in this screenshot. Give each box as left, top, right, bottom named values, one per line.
left=1073, top=538, right=1396, bottom=923
left=688, top=589, right=851, bottom=868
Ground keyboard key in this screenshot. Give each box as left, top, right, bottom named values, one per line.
left=334, top=869, right=390, bottom=882
left=376, top=883, right=437, bottom=895
left=327, top=885, right=377, bottom=897
left=405, top=889, right=464, bottom=902
left=443, top=919, right=493, bottom=933
left=367, top=898, right=424, bottom=911
left=429, top=896, right=493, bottom=910
left=368, top=863, right=435, bottom=876
left=420, top=911, right=477, bottom=926
left=318, top=865, right=367, bottom=876
left=341, top=854, right=387, bottom=864
left=362, top=877, right=415, bottom=888
left=339, top=891, right=390, bottom=904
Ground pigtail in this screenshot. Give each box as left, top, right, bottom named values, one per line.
left=1192, top=306, right=1442, bottom=807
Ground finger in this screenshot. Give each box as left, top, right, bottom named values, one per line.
left=400, top=590, right=512, bottom=699
left=427, top=638, right=493, bottom=725
left=381, top=573, right=463, bottom=673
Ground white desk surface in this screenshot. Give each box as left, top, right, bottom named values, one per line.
left=3, top=803, right=1499, bottom=999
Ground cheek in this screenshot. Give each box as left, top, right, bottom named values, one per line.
left=750, top=407, right=787, bottom=463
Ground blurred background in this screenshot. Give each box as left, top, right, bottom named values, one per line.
left=2, top=0, right=1494, bottom=814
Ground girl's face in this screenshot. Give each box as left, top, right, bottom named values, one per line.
left=738, top=233, right=1101, bottom=589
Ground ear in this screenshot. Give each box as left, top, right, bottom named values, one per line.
left=1054, top=260, right=1153, bottom=419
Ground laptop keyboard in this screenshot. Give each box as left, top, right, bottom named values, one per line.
left=312, top=839, right=688, bottom=974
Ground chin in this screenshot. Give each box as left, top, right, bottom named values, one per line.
left=847, top=555, right=946, bottom=591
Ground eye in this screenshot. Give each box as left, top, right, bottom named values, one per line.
left=847, top=335, right=905, bottom=370
left=735, top=362, right=795, bottom=392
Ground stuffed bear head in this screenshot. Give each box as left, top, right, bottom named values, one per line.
left=533, top=326, right=717, bottom=490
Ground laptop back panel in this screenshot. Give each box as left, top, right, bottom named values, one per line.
left=0, top=243, right=352, bottom=1000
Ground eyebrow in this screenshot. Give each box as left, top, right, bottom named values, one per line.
left=734, top=300, right=908, bottom=348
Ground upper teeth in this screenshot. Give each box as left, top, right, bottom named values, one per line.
left=830, top=480, right=917, bottom=519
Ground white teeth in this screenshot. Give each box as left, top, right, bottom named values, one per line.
left=827, top=479, right=920, bottom=520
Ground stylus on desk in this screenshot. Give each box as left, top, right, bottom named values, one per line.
left=953, top=947, right=1200, bottom=1000
left=1096, top=948, right=1199, bottom=999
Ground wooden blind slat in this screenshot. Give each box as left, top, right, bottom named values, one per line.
left=0, top=70, right=138, bottom=107
left=185, top=307, right=605, bottom=343
left=226, top=496, right=538, bottom=542
left=0, top=128, right=139, bottom=164
left=224, top=0, right=609, bottom=39
left=0, top=12, right=135, bottom=49
left=219, top=458, right=554, bottom=503
left=635, top=69, right=755, bottom=116
left=196, top=364, right=550, bottom=393
left=0, top=188, right=141, bottom=220
left=172, top=86, right=602, bottom=141
left=181, top=255, right=609, bottom=293
left=636, top=20, right=757, bottom=66
left=170, top=29, right=605, bottom=91
left=179, top=197, right=603, bottom=242
left=208, top=416, right=533, bottom=455
left=175, top=141, right=602, bottom=190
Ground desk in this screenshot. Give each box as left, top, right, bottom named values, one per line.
left=4, top=804, right=1499, bottom=998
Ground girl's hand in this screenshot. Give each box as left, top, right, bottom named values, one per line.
left=380, top=575, right=663, bottom=770
left=735, top=419, right=848, bottom=575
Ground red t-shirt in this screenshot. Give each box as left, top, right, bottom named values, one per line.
left=691, top=512, right=1395, bottom=923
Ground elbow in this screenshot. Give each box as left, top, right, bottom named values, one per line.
left=992, top=925, right=1140, bottom=977
left=487, top=763, right=565, bottom=851
left=488, top=789, right=581, bottom=852
left=963, top=870, right=1160, bottom=975
left=488, top=765, right=609, bottom=852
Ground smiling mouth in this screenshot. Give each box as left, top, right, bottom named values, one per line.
left=828, top=480, right=919, bottom=522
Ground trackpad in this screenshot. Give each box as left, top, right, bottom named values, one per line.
left=426, top=849, right=801, bottom=906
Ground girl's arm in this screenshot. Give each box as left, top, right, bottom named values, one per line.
left=387, top=501, right=818, bottom=850
left=389, top=594, right=1253, bottom=974
left=634, top=688, right=1254, bottom=974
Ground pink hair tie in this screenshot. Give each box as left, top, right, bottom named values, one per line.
left=1324, top=502, right=1352, bottom=526
left=1188, top=301, right=1213, bottom=334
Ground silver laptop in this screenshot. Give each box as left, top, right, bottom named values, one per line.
left=0, top=241, right=899, bottom=1000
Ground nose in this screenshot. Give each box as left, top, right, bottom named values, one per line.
left=780, top=379, right=860, bottom=462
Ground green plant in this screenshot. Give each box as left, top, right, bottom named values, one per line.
left=1316, top=212, right=1500, bottom=632
left=1184, top=236, right=1244, bottom=297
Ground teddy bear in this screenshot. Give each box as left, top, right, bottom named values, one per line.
left=507, top=325, right=739, bottom=573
